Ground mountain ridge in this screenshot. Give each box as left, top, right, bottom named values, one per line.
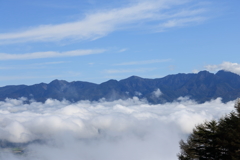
left=1, top=70, right=240, bottom=104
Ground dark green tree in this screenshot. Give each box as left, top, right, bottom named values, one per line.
left=178, top=120, right=221, bottom=160
left=216, top=100, right=240, bottom=159
left=178, top=99, right=240, bottom=160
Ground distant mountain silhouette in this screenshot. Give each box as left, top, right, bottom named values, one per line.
left=1, top=70, right=240, bottom=103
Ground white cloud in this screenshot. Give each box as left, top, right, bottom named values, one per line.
left=0, top=97, right=236, bottom=160
left=33, top=61, right=69, bottom=65
left=118, top=48, right=128, bottom=53
left=192, top=69, right=199, bottom=73
left=205, top=62, right=240, bottom=75
left=0, top=49, right=105, bottom=60
left=0, top=0, right=208, bottom=44
left=159, top=17, right=205, bottom=30
left=114, top=59, right=171, bottom=66
left=135, top=91, right=142, bottom=96
left=152, top=88, right=163, bottom=97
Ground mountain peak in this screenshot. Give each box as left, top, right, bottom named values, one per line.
left=49, top=79, right=69, bottom=86
left=197, top=70, right=211, bottom=75
left=1, top=70, right=240, bottom=103
left=129, top=75, right=142, bottom=78
left=216, top=70, right=236, bottom=75
left=123, top=75, right=143, bottom=81
left=216, top=70, right=240, bottom=82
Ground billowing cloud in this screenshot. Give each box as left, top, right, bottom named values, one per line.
left=0, top=0, right=208, bottom=44
left=205, top=62, right=240, bottom=75
left=0, top=49, right=105, bottom=60
left=152, top=88, right=163, bottom=97
left=0, top=97, right=235, bottom=160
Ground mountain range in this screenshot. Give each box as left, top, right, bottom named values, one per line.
left=1, top=70, right=240, bottom=104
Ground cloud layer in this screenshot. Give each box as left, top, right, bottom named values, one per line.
left=0, top=97, right=235, bottom=160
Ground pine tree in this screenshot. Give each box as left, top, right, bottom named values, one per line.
left=178, top=120, right=220, bottom=160
left=216, top=100, right=240, bottom=159
left=178, top=99, right=240, bottom=160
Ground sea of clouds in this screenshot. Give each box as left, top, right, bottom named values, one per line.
left=0, top=97, right=236, bottom=160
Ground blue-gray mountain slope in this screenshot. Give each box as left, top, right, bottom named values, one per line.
left=1, top=70, right=240, bottom=104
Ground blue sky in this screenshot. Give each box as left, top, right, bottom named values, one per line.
left=0, top=0, right=240, bottom=86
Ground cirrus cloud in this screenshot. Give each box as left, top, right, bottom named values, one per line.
left=0, top=0, right=208, bottom=44
left=0, top=49, right=105, bottom=60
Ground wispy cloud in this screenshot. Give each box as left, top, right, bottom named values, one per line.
left=114, top=59, right=171, bottom=66
left=0, top=0, right=208, bottom=44
left=33, top=61, right=69, bottom=65
left=118, top=48, right=128, bottom=53
left=159, top=17, right=206, bottom=29
left=0, top=75, right=60, bottom=81
left=0, top=67, right=14, bottom=70
left=205, top=62, right=240, bottom=75
left=105, top=68, right=156, bottom=74
left=0, top=49, right=105, bottom=60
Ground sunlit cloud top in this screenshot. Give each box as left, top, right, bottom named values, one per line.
left=0, top=97, right=235, bottom=159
